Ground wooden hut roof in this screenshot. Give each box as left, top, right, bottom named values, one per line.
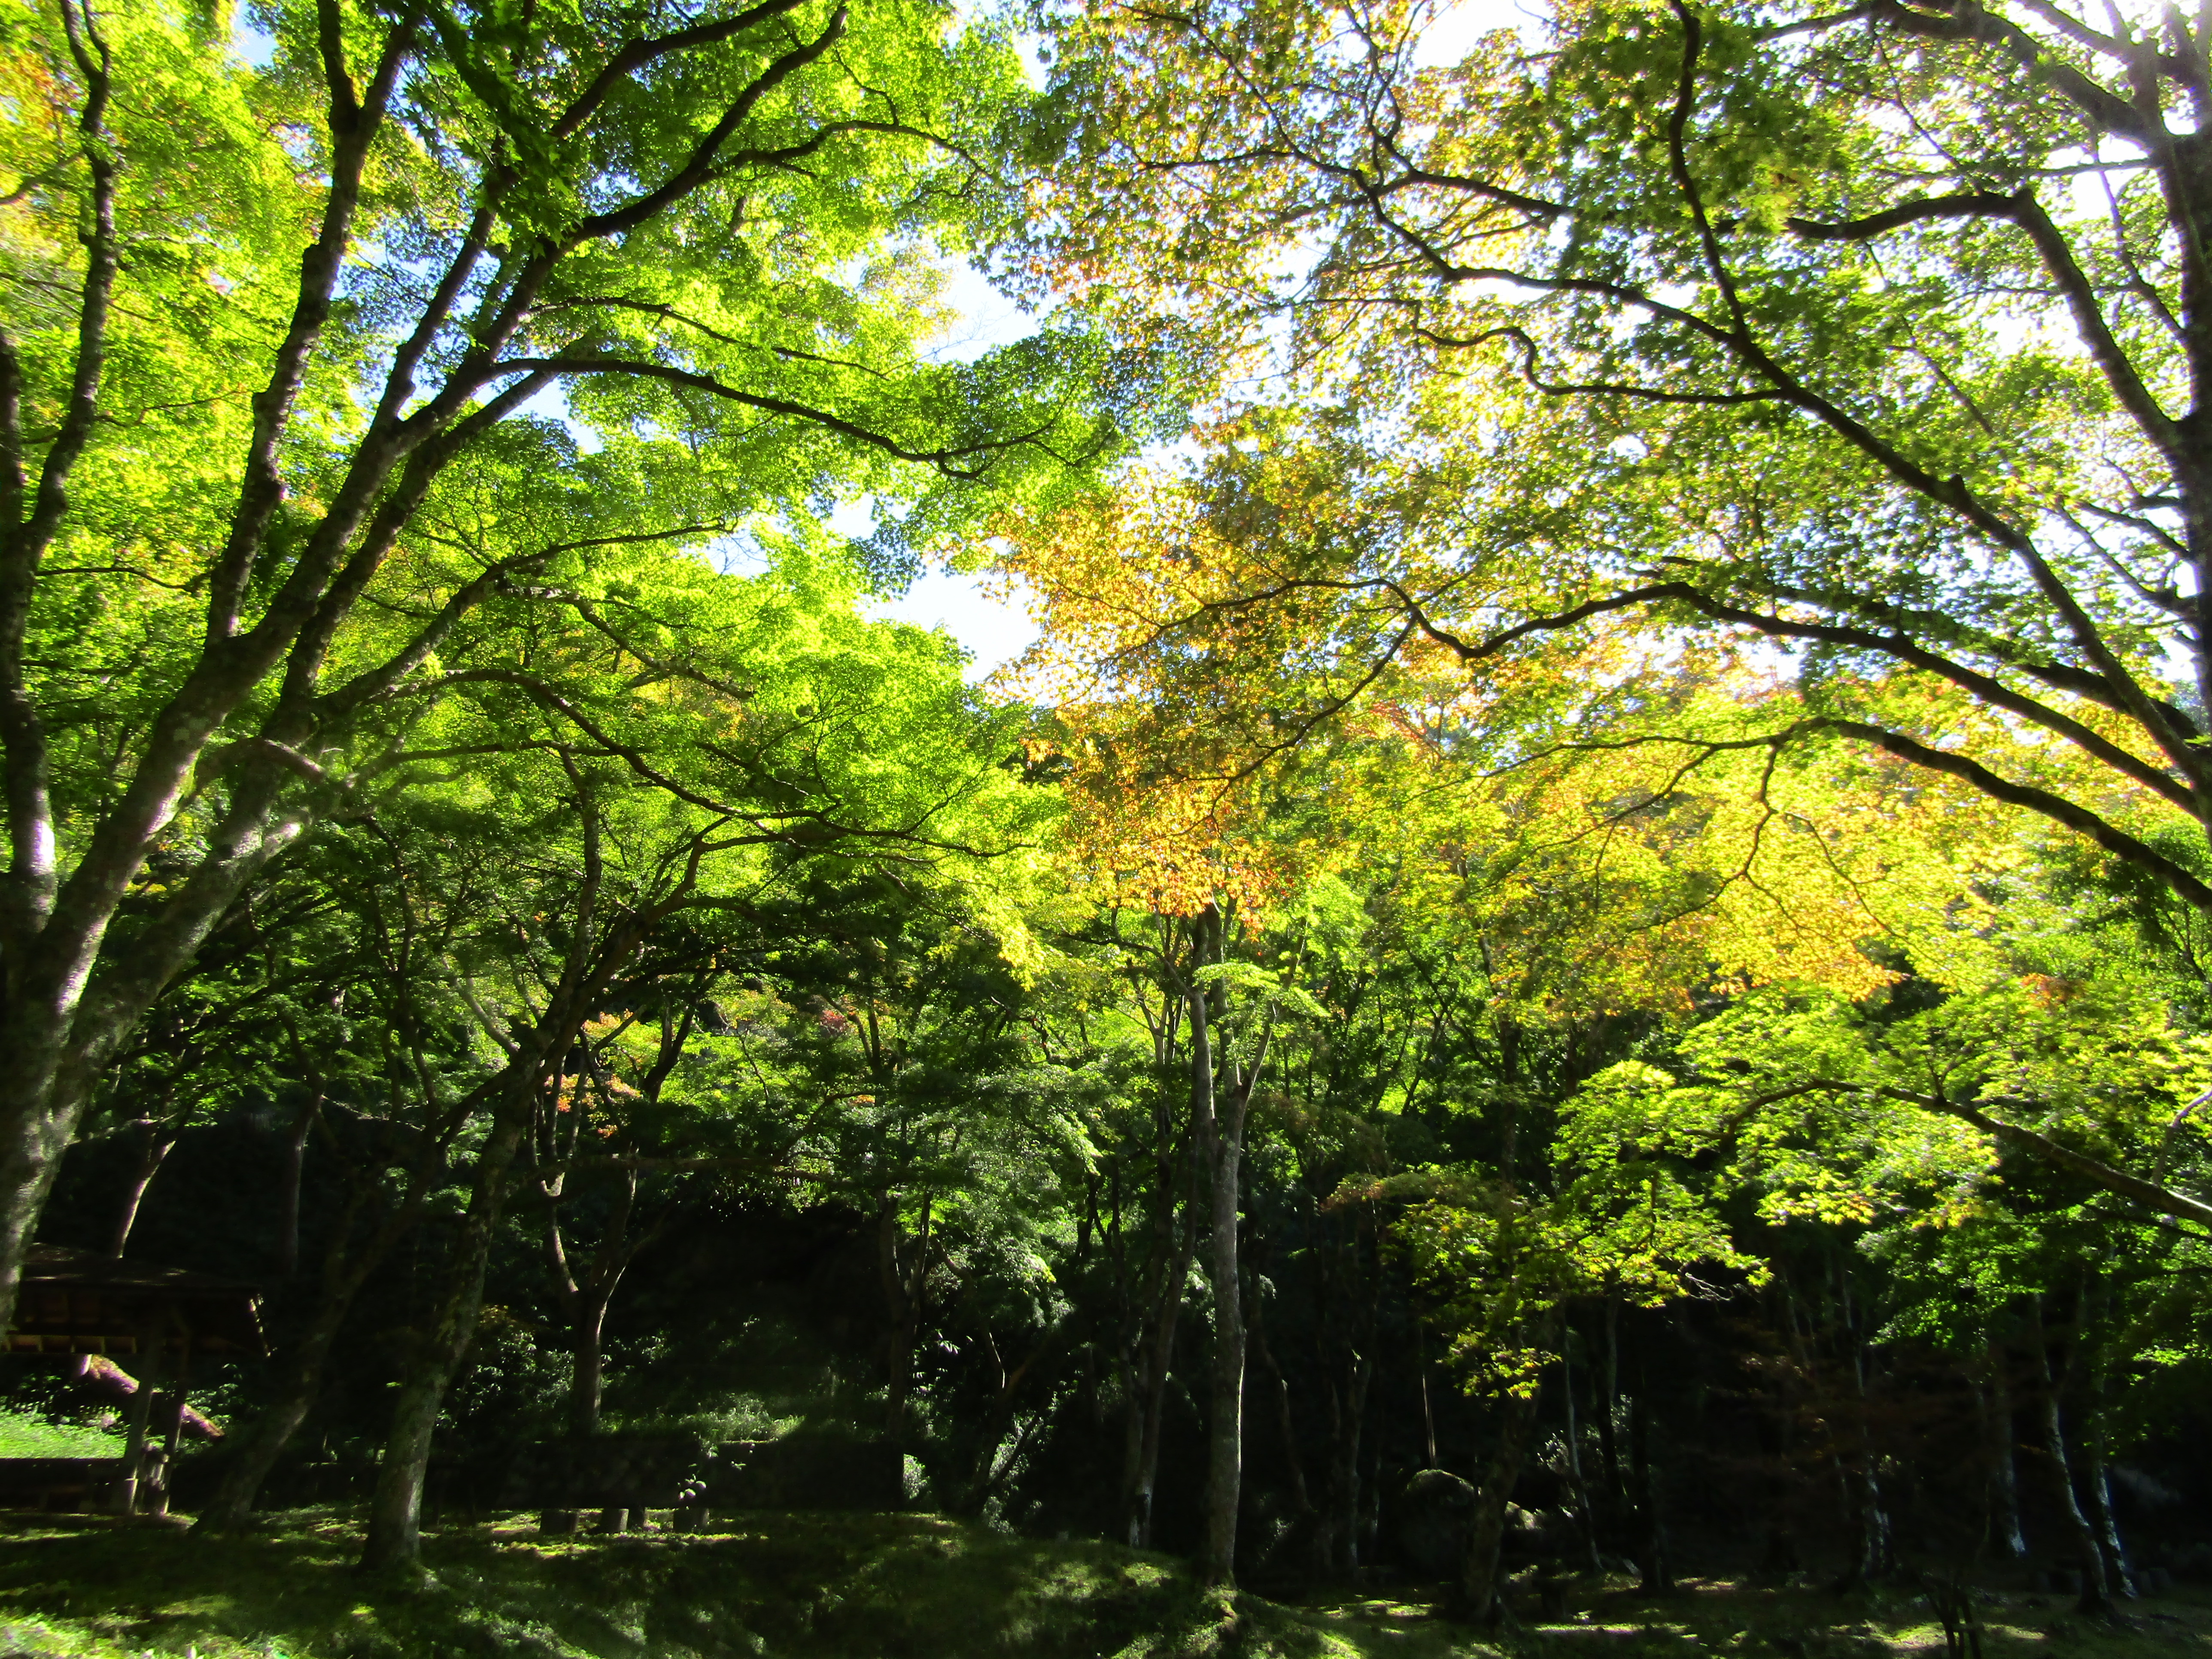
left=6, top=1246, right=264, bottom=1358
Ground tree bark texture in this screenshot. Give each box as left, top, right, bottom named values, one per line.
left=359, top=1088, right=533, bottom=1571
left=1460, top=1376, right=1547, bottom=1626
left=0, top=0, right=937, bottom=1342
left=2031, top=1296, right=2111, bottom=1614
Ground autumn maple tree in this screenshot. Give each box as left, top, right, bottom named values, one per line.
left=1016, top=0, right=2212, bottom=917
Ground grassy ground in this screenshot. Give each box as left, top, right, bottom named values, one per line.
left=0, top=1509, right=2204, bottom=1659
left=0, top=1410, right=122, bottom=1458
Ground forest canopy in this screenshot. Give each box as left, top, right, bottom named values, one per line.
left=1, top=0, right=2210, bottom=1632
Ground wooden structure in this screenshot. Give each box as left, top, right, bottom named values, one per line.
left=3, top=1246, right=263, bottom=1516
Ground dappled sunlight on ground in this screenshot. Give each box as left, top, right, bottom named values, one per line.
left=0, top=1512, right=2208, bottom=1658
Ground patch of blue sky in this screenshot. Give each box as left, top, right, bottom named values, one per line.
left=233, top=6, right=276, bottom=67
left=232, top=0, right=1055, bottom=689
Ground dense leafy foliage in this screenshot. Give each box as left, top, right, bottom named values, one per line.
left=8, top=0, right=2212, bottom=1622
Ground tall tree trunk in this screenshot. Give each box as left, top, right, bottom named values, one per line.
left=1123, top=1174, right=1193, bottom=1550
left=2085, top=1451, right=2135, bottom=1598
left=879, top=1193, right=932, bottom=1448
left=2077, top=1283, right=2134, bottom=1598
left=1320, top=1340, right=1372, bottom=1576
left=1598, top=1300, right=1623, bottom=1508
left=196, top=1185, right=425, bottom=1531
left=1560, top=1334, right=1605, bottom=1574
left=1116, top=978, right=1194, bottom=1554
left=1189, top=906, right=1274, bottom=1588
left=1190, top=950, right=1243, bottom=1586
left=359, top=1090, right=532, bottom=1572
left=1979, top=1340, right=2027, bottom=1561
left=198, top=1303, right=350, bottom=1531
left=1459, top=1356, right=1550, bottom=1626
left=2030, top=1295, right=2110, bottom=1615
left=545, top=1165, right=644, bottom=1441
left=1631, top=1388, right=1672, bottom=1594
left=568, top=1288, right=613, bottom=1440
left=1250, top=1281, right=1314, bottom=1535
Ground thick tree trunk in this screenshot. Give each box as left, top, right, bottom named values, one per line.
left=0, top=1086, right=86, bottom=1330
left=0, top=760, right=318, bottom=1328
left=359, top=1093, right=531, bottom=1572
left=568, top=1291, right=612, bottom=1440
left=1460, top=1378, right=1546, bottom=1626
left=2086, top=1450, right=2135, bottom=1598
left=199, top=1355, right=325, bottom=1530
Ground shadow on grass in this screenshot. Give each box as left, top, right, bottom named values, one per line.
left=0, top=1514, right=2202, bottom=1659
left=0, top=1509, right=1463, bottom=1658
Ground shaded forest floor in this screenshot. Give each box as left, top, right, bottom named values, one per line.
left=0, top=1510, right=2206, bottom=1659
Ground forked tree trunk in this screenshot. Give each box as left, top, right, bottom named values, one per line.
left=2078, top=1277, right=2135, bottom=1598
left=199, top=1102, right=445, bottom=1535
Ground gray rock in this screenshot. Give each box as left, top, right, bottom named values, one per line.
left=1397, top=1468, right=1475, bottom=1578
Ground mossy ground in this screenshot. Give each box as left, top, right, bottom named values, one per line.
left=0, top=1511, right=2204, bottom=1659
